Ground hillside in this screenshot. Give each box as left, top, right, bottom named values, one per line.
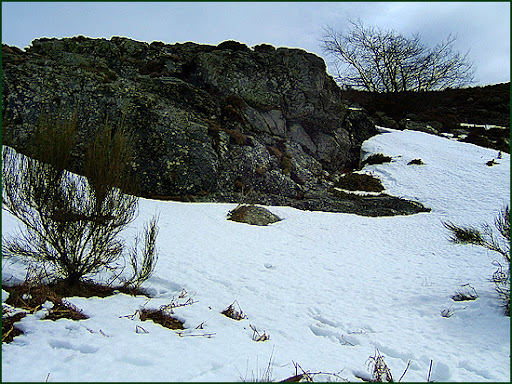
left=341, top=83, right=510, bottom=153
left=2, top=128, right=509, bottom=382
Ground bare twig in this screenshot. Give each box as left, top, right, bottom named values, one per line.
left=427, top=360, right=433, bottom=382
left=397, top=360, right=411, bottom=382
left=250, top=324, right=270, bottom=342
left=176, top=332, right=215, bottom=338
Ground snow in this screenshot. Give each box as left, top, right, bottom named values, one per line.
left=2, top=129, right=510, bottom=382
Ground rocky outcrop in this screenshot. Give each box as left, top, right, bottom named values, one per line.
left=2, top=36, right=429, bottom=216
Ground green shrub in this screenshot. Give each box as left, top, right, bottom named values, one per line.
left=2, top=114, right=159, bottom=291
left=253, top=43, right=276, bottom=53
left=216, top=40, right=250, bottom=52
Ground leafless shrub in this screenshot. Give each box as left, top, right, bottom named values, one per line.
left=122, top=216, right=160, bottom=290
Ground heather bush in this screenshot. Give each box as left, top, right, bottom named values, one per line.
left=361, top=153, right=393, bottom=167
left=2, top=114, right=159, bottom=292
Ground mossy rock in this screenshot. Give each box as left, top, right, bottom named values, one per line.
left=335, top=172, right=385, bottom=193
left=227, top=205, right=281, bottom=226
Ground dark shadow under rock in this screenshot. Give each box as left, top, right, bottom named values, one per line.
left=227, top=205, right=282, bottom=226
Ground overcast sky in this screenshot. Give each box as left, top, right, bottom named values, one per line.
left=2, top=1, right=510, bottom=86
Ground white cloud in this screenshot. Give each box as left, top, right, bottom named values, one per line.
left=2, top=1, right=509, bottom=85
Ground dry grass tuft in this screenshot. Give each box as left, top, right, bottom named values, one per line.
left=367, top=350, right=393, bottom=382
left=250, top=324, right=270, bottom=342
left=222, top=300, right=247, bottom=320
left=362, top=153, right=393, bottom=167
left=407, top=158, right=425, bottom=165
left=2, top=312, right=26, bottom=343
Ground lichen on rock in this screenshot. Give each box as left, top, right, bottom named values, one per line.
left=2, top=36, right=430, bottom=216
left=227, top=205, right=281, bottom=226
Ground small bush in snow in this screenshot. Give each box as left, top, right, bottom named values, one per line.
left=367, top=350, right=393, bottom=382
left=221, top=300, right=247, bottom=320
left=361, top=153, right=393, bottom=167
left=451, top=284, right=478, bottom=301
left=444, top=206, right=510, bottom=315
left=250, top=324, right=270, bottom=342
left=335, top=172, right=385, bottom=193
left=2, top=114, right=159, bottom=293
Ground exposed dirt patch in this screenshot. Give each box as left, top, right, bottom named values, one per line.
left=139, top=308, right=184, bottom=330
left=2, top=280, right=151, bottom=343
left=3, top=283, right=88, bottom=321
left=2, top=312, right=26, bottom=343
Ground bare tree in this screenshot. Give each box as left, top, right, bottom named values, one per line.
left=322, top=20, right=475, bottom=92
left=2, top=114, right=158, bottom=291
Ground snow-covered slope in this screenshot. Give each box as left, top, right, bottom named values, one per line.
left=2, top=129, right=509, bottom=382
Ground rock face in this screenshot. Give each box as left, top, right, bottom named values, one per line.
left=2, top=36, right=428, bottom=216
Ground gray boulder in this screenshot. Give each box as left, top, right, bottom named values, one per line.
left=227, top=205, right=282, bottom=226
